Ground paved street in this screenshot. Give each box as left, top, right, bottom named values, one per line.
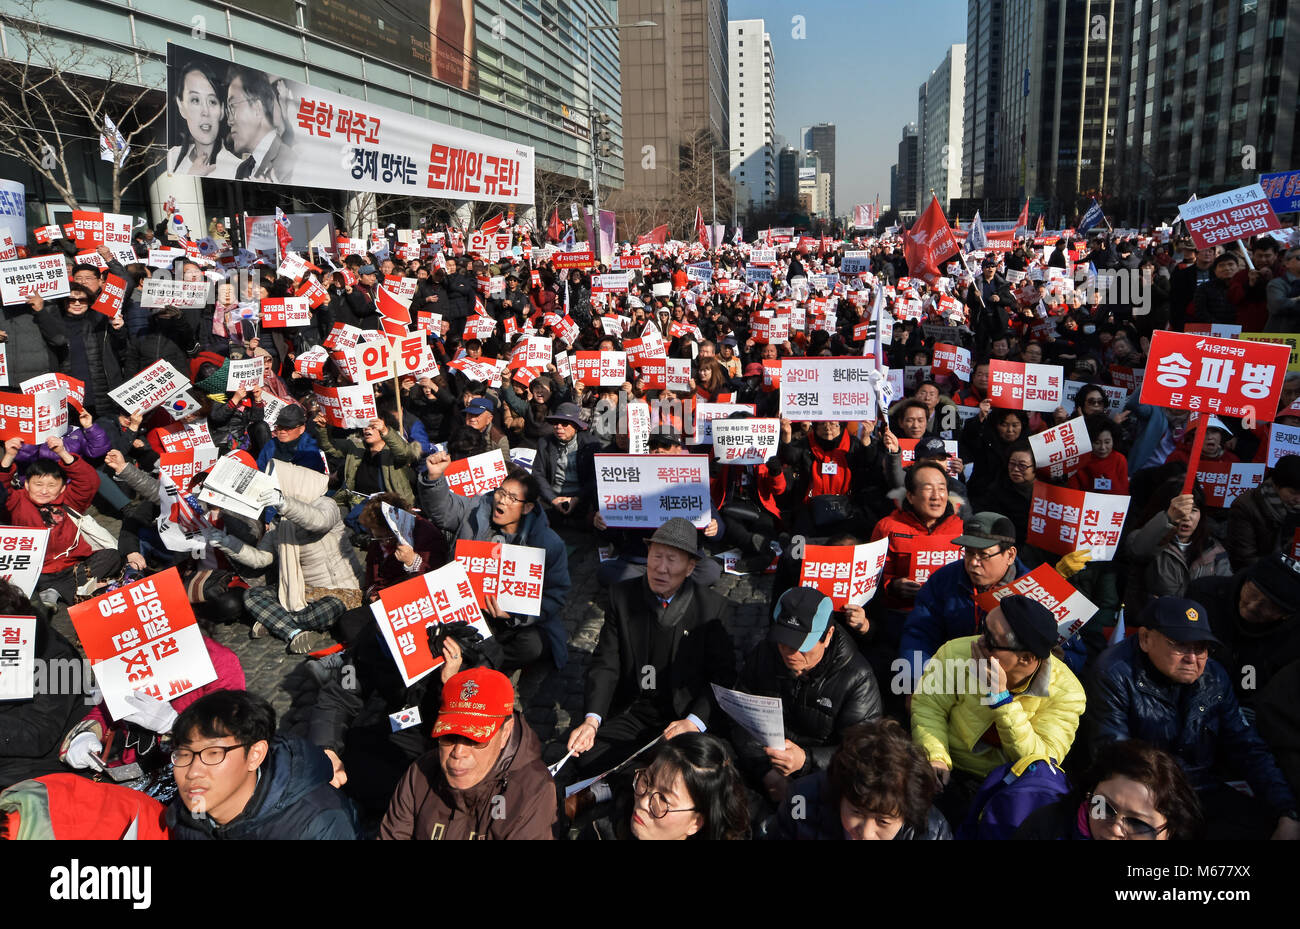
left=49, top=512, right=776, bottom=765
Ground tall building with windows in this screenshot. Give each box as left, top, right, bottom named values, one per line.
left=896, top=123, right=921, bottom=214
left=962, top=0, right=1003, bottom=200
left=778, top=144, right=799, bottom=210
left=918, top=44, right=966, bottom=213
left=729, top=18, right=776, bottom=219
left=1113, top=0, right=1300, bottom=224
left=799, top=124, right=837, bottom=218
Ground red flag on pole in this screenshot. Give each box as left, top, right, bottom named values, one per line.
left=903, top=195, right=960, bottom=285
left=1014, top=199, right=1030, bottom=234
left=547, top=208, right=563, bottom=243
left=695, top=207, right=709, bottom=248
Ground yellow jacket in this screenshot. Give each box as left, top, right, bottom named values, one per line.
left=911, top=635, right=1086, bottom=779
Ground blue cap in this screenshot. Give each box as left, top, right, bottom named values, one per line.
left=770, top=587, right=833, bottom=652
left=464, top=397, right=496, bottom=417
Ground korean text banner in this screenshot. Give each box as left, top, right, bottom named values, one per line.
left=166, top=44, right=533, bottom=204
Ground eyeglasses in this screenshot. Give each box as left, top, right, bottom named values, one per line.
left=963, top=546, right=1006, bottom=563
left=633, top=769, right=696, bottom=819
left=226, top=95, right=254, bottom=115
left=1007, top=460, right=1034, bottom=472
left=171, top=743, right=250, bottom=767
left=980, top=630, right=1020, bottom=653
left=493, top=487, right=525, bottom=505
left=1087, top=793, right=1168, bottom=840
left=1157, top=631, right=1210, bottom=656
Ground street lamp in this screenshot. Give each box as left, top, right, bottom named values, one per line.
left=584, top=15, right=656, bottom=257
left=712, top=146, right=745, bottom=242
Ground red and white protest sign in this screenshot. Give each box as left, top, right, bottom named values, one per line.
left=370, top=561, right=491, bottom=687
left=1140, top=330, right=1290, bottom=421
left=509, top=336, right=553, bottom=370
left=1178, top=184, right=1281, bottom=250
left=898, top=438, right=959, bottom=467
left=595, top=454, right=711, bottom=529
left=0, top=390, right=66, bottom=444
left=906, top=540, right=962, bottom=584
left=296, top=277, right=329, bottom=309
left=20, top=373, right=85, bottom=411
left=158, top=445, right=220, bottom=492
left=691, top=402, right=755, bottom=444
left=712, top=418, right=779, bottom=465
left=552, top=250, right=596, bottom=270
left=324, top=322, right=363, bottom=351
left=762, top=359, right=782, bottom=391
left=0, top=615, right=36, bottom=700
left=348, top=339, right=393, bottom=384
left=0, top=527, right=48, bottom=597
left=799, top=538, right=890, bottom=609
left=780, top=357, right=880, bottom=422
left=139, top=280, right=208, bottom=309
left=976, top=564, right=1099, bottom=645
left=1029, top=416, right=1092, bottom=479
left=445, top=450, right=509, bottom=498
left=0, top=254, right=70, bottom=306
left=225, top=357, right=263, bottom=392
left=453, top=539, right=547, bottom=616
left=68, top=568, right=218, bottom=719
left=91, top=273, right=128, bottom=317
left=989, top=360, right=1063, bottom=412
left=1108, top=365, right=1144, bottom=393
left=68, top=211, right=132, bottom=250
left=1027, top=483, right=1130, bottom=560
left=295, top=345, right=329, bottom=378
left=1194, top=460, right=1266, bottom=508
left=624, top=336, right=667, bottom=368
left=110, top=360, right=191, bottom=415
left=260, top=296, right=311, bottom=327
left=157, top=421, right=215, bottom=455
left=313, top=384, right=376, bottom=429
left=932, top=343, right=972, bottom=382
left=574, top=351, right=627, bottom=387
left=391, top=334, right=434, bottom=378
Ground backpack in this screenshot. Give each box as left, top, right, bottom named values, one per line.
left=956, top=754, right=1071, bottom=841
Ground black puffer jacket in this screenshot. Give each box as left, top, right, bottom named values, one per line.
left=767, top=768, right=950, bottom=840
left=167, top=736, right=361, bottom=839
left=0, top=620, right=89, bottom=790
left=1192, top=569, right=1300, bottom=710
left=1086, top=635, right=1296, bottom=818
left=732, top=623, right=882, bottom=783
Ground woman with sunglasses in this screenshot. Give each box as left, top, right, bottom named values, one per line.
left=1015, top=740, right=1202, bottom=840
left=583, top=733, right=750, bottom=840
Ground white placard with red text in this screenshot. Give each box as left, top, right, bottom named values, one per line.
left=1027, top=483, right=1130, bottom=560
left=989, top=360, right=1063, bottom=412
left=976, top=564, right=1099, bottom=645
left=0, top=528, right=48, bottom=597
left=1029, top=416, right=1092, bottom=479
left=370, top=561, right=492, bottom=687
left=712, top=418, right=779, bottom=465
left=444, top=450, right=509, bottom=498
left=799, top=538, right=891, bottom=608
left=453, top=539, right=546, bottom=616
left=780, top=357, right=879, bottom=422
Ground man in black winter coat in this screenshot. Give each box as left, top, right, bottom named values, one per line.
left=1086, top=597, right=1300, bottom=839
left=730, top=588, right=881, bottom=802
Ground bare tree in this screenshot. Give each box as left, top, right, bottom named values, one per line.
left=607, top=129, right=734, bottom=242
left=0, top=0, right=167, bottom=212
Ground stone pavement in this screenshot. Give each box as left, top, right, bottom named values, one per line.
left=50, top=511, right=776, bottom=765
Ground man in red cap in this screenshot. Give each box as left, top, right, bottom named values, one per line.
left=379, top=667, right=555, bottom=840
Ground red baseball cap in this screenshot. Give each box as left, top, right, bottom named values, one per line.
left=433, top=668, right=515, bottom=743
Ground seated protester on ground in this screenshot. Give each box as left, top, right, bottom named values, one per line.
left=1067, top=414, right=1129, bottom=495
left=1258, top=656, right=1300, bottom=798
left=1015, top=739, right=1203, bottom=840
left=532, top=402, right=601, bottom=522
left=61, top=622, right=244, bottom=781
left=911, top=596, right=1086, bottom=825
left=777, top=416, right=891, bottom=535
left=1190, top=552, right=1300, bottom=714
left=962, top=406, right=1029, bottom=501
left=1123, top=483, right=1230, bottom=614
left=1086, top=597, right=1300, bottom=840
left=0, top=436, right=123, bottom=607
left=317, top=414, right=417, bottom=531
left=254, top=402, right=328, bottom=475
left=565, top=519, right=736, bottom=775
left=417, top=455, right=571, bottom=672
left=769, top=718, right=950, bottom=840
left=380, top=668, right=555, bottom=840
left=357, top=493, right=448, bottom=602
left=13, top=404, right=110, bottom=468
left=592, top=433, right=726, bottom=589
left=1226, top=454, right=1300, bottom=572
left=580, top=732, right=750, bottom=840
left=206, top=460, right=364, bottom=655
left=972, top=440, right=1039, bottom=553
left=167, top=689, right=361, bottom=840
left=450, top=395, right=511, bottom=462
left=731, top=588, right=881, bottom=805
left=897, top=512, right=1027, bottom=692
left=0, top=580, right=89, bottom=789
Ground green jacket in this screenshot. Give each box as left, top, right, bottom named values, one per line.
left=319, top=428, right=417, bottom=507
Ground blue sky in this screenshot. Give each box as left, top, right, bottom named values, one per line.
left=728, top=0, right=969, bottom=214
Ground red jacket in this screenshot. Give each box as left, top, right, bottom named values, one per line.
left=1066, top=450, right=1130, bottom=495
left=711, top=462, right=785, bottom=520
left=0, top=454, right=100, bottom=574
left=869, top=501, right=964, bottom=610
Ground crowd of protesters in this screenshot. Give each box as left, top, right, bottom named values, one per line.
left=1, top=206, right=1300, bottom=843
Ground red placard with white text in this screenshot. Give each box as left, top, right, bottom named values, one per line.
left=989, top=360, right=1063, bottom=412
left=453, top=539, right=546, bottom=616
left=1194, top=460, right=1266, bottom=508
left=798, top=538, right=890, bottom=609
left=68, top=568, right=217, bottom=719
left=1139, top=330, right=1290, bottom=421
left=260, top=296, right=311, bottom=327
left=1027, top=483, right=1130, bottom=560
left=574, top=351, right=627, bottom=387
left=976, top=564, right=1099, bottom=645
left=91, top=273, right=128, bottom=317
left=906, top=540, right=962, bottom=584
left=0, top=390, right=66, bottom=444
left=932, top=343, right=972, bottom=382
left=444, top=450, right=508, bottom=498
left=369, top=562, right=491, bottom=687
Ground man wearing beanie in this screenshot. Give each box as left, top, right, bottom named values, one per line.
left=911, top=595, right=1085, bottom=822
left=1190, top=552, right=1300, bottom=711
left=1087, top=596, right=1300, bottom=840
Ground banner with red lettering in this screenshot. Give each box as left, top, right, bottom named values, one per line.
left=0, top=390, right=66, bottom=444
left=989, top=360, right=1064, bottom=412
left=313, top=384, right=376, bottom=429
left=369, top=561, right=491, bottom=687
left=798, top=538, right=890, bottom=609
left=1028, top=416, right=1092, bottom=479
left=574, top=351, right=627, bottom=387
left=68, top=567, right=218, bottom=719
left=1140, top=330, right=1290, bottom=420
left=931, top=343, right=972, bottom=382
left=0, top=254, right=70, bottom=306
left=1027, top=483, right=1130, bottom=560
left=976, top=564, right=1099, bottom=646
left=906, top=540, right=962, bottom=584
left=712, top=418, right=779, bottom=465
left=1178, top=184, right=1281, bottom=249
left=780, top=357, right=880, bottom=421
left=444, top=450, right=508, bottom=498
left=594, top=454, right=711, bottom=529
left=260, top=296, right=311, bottom=328
left=1194, top=460, right=1266, bottom=508
left=0, top=527, right=48, bottom=596
left=453, top=539, right=546, bottom=616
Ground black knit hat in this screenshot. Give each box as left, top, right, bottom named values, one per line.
left=996, top=595, right=1058, bottom=658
